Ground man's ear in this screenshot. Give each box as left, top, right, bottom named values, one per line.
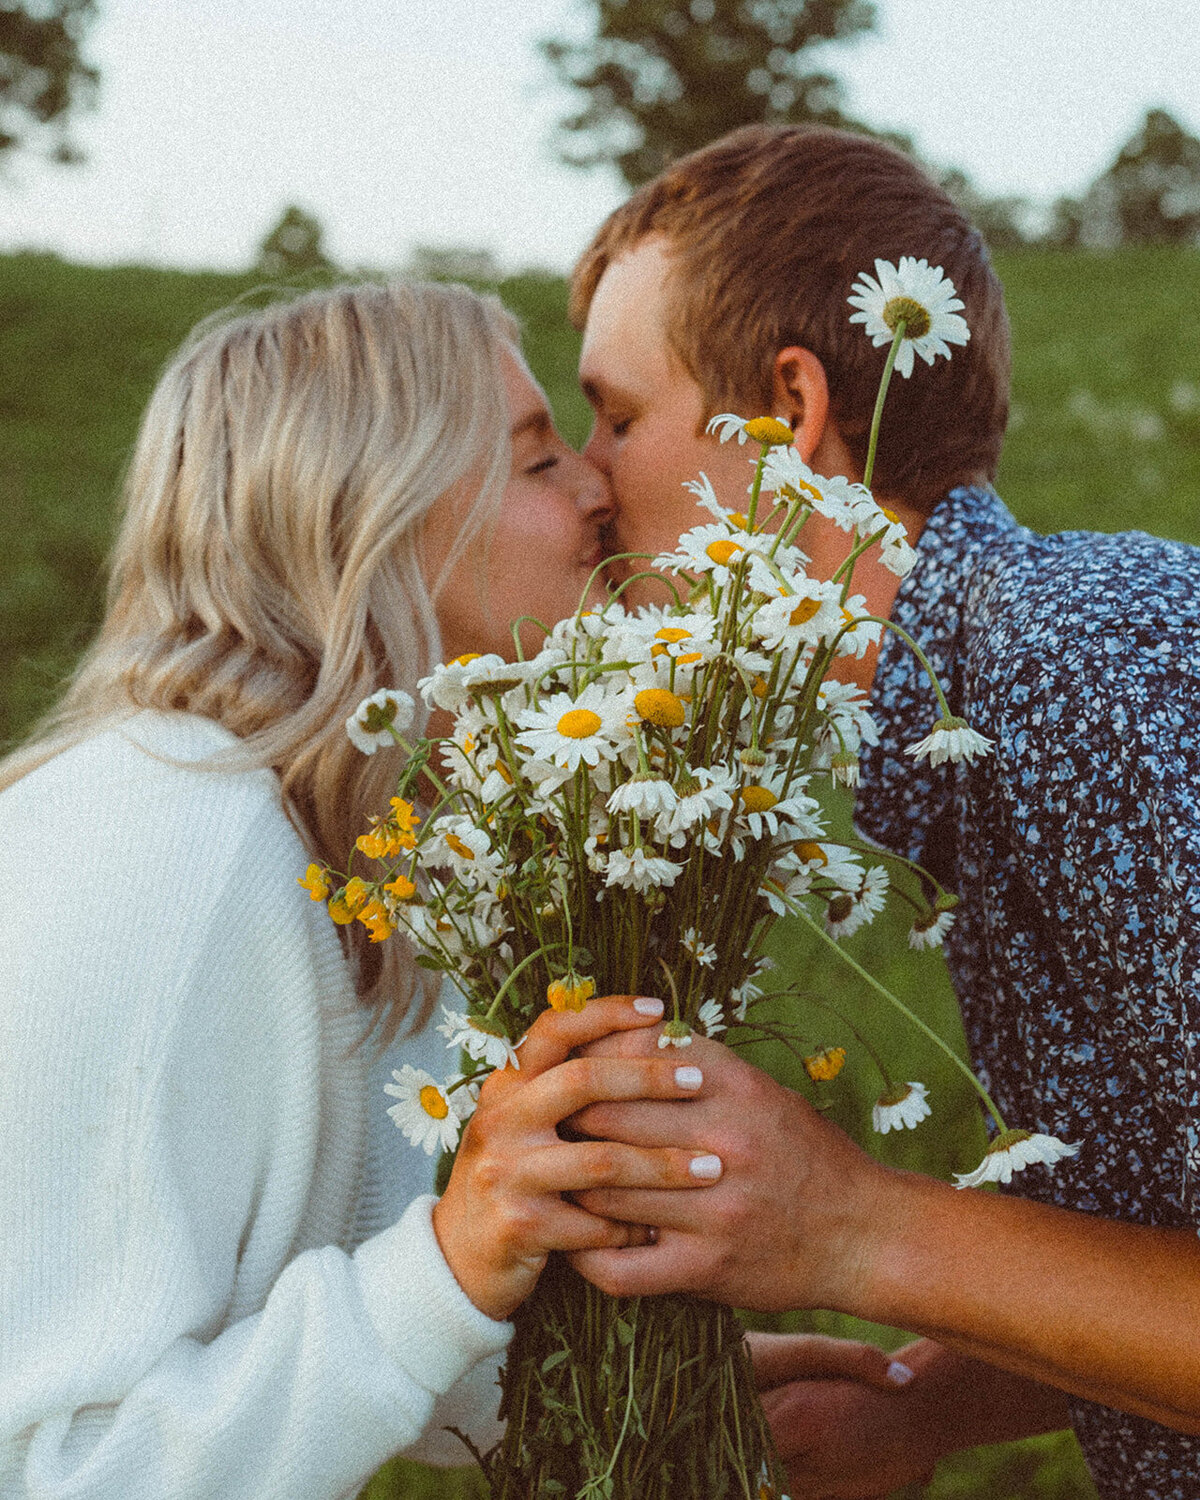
left=770, top=347, right=830, bottom=463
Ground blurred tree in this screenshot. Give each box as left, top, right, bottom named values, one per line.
left=0, top=0, right=98, bottom=163
left=1047, top=108, right=1200, bottom=248
left=405, top=244, right=503, bottom=282
left=540, top=0, right=876, bottom=187
left=255, top=205, right=334, bottom=277
left=936, top=167, right=1037, bottom=251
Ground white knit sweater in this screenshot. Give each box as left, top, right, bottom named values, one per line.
left=0, top=713, right=512, bottom=1499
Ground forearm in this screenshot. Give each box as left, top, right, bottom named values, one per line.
left=854, top=1170, right=1200, bottom=1432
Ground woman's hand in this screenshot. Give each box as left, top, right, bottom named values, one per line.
left=431, top=996, right=724, bottom=1322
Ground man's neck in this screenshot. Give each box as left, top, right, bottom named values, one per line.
left=801, top=496, right=926, bottom=697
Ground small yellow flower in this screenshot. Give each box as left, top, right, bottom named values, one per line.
left=298, top=863, right=330, bottom=902
left=383, top=874, right=417, bottom=902
left=744, top=416, right=795, bottom=447
left=634, top=688, right=686, bottom=728
left=330, top=876, right=371, bottom=924
left=355, top=826, right=394, bottom=860
left=547, top=973, right=596, bottom=1012
left=357, top=898, right=394, bottom=943
left=804, top=1045, right=847, bottom=1082
left=389, top=798, right=421, bottom=838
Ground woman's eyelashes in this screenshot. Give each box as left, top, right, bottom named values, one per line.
left=524, top=454, right=560, bottom=476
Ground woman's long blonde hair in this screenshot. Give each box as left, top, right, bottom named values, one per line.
left=1, top=279, right=519, bottom=1032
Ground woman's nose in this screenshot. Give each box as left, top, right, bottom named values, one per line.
left=575, top=457, right=615, bottom=524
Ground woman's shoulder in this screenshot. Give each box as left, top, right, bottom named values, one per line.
left=0, top=710, right=312, bottom=916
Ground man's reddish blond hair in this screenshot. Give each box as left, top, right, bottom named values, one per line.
left=571, top=125, right=1011, bottom=513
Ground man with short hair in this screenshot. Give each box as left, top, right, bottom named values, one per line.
left=568, top=124, right=1200, bottom=1499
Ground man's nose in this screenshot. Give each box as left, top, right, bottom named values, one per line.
left=581, top=423, right=611, bottom=477
left=576, top=461, right=615, bottom=524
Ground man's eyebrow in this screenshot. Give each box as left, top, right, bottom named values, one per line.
left=580, top=375, right=635, bottom=409
left=510, top=409, right=552, bottom=440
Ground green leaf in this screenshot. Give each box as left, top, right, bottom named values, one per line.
left=540, top=1349, right=570, bottom=1373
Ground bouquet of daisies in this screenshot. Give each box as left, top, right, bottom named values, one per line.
left=310, top=260, right=1076, bottom=1499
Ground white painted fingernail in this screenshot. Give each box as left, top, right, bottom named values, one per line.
left=675, top=1066, right=703, bottom=1089
left=634, top=996, right=665, bottom=1016
left=689, top=1153, right=722, bottom=1180
left=887, top=1360, right=915, bottom=1386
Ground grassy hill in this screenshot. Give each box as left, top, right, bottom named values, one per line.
left=6, top=245, right=1198, bottom=1499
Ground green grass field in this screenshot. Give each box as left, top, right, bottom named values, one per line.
left=5, top=245, right=1199, bottom=1498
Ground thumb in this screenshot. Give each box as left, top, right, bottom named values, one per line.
left=747, top=1331, right=915, bottom=1393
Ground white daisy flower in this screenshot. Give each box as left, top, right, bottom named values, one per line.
left=419, top=654, right=509, bottom=712
left=706, top=412, right=753, bottom=445
left=660, top=766, right=737, bottom=845
left=953, top=1129, right=1080, bottom=1189
left=605, top=846, right=684, bottom=892
left=789, top=840, right=863, bottom=892
left=908, top=910, right=956, bottom=950
left=423, top=815, right=503, bottom=886
left=734, top=771, right=821, bottom=842
left=826, top=864, right=889, bottom=939
left=697, top=997, right=727, bottom=1036
left=436, top=1005, right=520, bottom=1071
left=812, top=681, right=880, bottom=767
left=872, top=1081, right=931, bottom=1134
left=753, top=579, right=845, bottom=654
left=384, top=1065, right=472, bottom=1155
left=608, top=776, right=678, bottom=821
left=657, top=1018, right=694, bottom=1047
left=346, top=688, right=416, bottom=754
left=728, top=976, right=763, bottom=1022
left=847, top=258, right=971, bottom=378
left=758, top=449, right=862, bottom=531
left=681, top=928, right=718, bottom=968
left=516, top=683, right=626, bottom=773
left=834, top=596, right=884, bottom=660
left=659, top=522, right=757, bottom=587
left=905, top=715, right=995, bottom=767
left=880, top=535, right=918, bottom=578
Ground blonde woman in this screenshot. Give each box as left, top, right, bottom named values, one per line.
left=0, top=282, right=715, bottom=1499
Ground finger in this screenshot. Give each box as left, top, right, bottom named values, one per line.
left=568, top=1238, right=711, bottom=1299
left=519, top=1139, right=723, bottom=1195
left=747, top=1331, right=913, bottom=1393
left=534, top=1199, right=671, bottom=1255
left=568, top=1097, right=708, bottom=1147
left=513, top=996, right=665, bottom=1078
left=570, top=1185, right=707, bottom=1229
left=495, top=1054, right=706, bottom=1133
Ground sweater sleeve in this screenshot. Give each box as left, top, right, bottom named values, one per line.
left=0, top=728, right=512, bottom=1500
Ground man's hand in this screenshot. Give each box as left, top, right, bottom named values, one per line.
left=565, top=1029, right=895, bottom=1313
left=749, top=1333, right=940, bottom=1499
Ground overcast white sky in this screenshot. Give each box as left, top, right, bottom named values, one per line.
left=3, top=0, right=1199, bottom=275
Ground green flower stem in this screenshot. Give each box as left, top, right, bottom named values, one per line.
left=862, top=320, right=906, bottom=492
left=483, top=944, right=559, bottom=1023
left=745, top=441, right=772, bottom=530
left=783, top=893, right=1008, bottom=1132
left=850, top=614, right=954, bottom=720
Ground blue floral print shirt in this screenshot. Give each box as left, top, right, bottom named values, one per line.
left=856, top=486, right=1200, bottom=1500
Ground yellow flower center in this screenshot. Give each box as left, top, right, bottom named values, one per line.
left=744, top=416, right=795, bottom=446
left=880, top=506, right=900, bottom=524
left=419, top=1084, right=450, bottom=1120
left=677, top=651, right=704, bottom=666
left=881, top=295, right=932, bottom=340
left=788, top=596, right=822, bottom=626
left=450, top=652, right=481, bottom=666
left=547, top=975, right=596, bottom=1012
left=445, top=832, right=475, bottom=860
left=803, top=1045, right=847, bottom=1082
left=655, top=627, right=692, bottom=643
left=634, top=688, right=686, bottom=728
left=795, top=841, right=827, bottom=865
left=705, top=538, right=744, bottom=567
left=557, top=708, right=603, bottom=739
left=877, top=1082, right=913, bottom=1108
left=728, top=511, right=749, bottom=531
left=740, top=785, right=778, bottom=813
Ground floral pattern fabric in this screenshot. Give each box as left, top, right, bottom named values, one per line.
left=857, top=486, right=1200, bottom=1499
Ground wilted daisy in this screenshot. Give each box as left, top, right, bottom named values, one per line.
left=681, top=928, right=718, bottom=967
left=384, top=1065, right=471, bottom=1155
left=847, top=257, right=970, bottom=378
left=657, top=1018, right=694, bottom=1048
left=437, top=1005, right=520, bottom=1071
left=346, top=688, right=416, bottom=754
left=954, top=1129, right=1079, bottom=1188
left=660, top=766, right=737, bottom=843
left=826, top=865, right=889, bottom=940
left=905, top=715, right=995, bottom=767
left=696, top=997, right=727, bottom=1036
left=608, top=775, right=679, bottom=821
left=605, top=846, right=683, bottom=893
left=872, top=1081, right=931, bottom=1134
left=909, top=910, right=956, bottom=950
